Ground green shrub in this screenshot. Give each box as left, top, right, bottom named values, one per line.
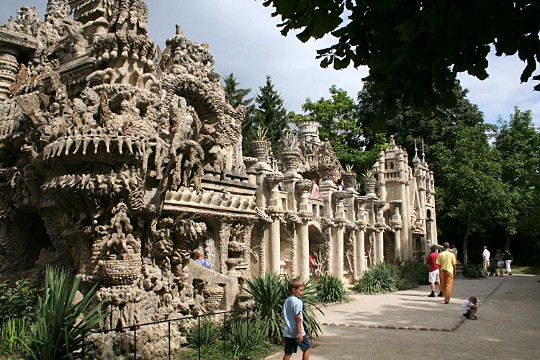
left=246, top=273, right=322, bottom=344
left=26, top=266, right=108, bottom=360
left=462, top=263, right=483, bottom=278
left=315, top=274, right=348, bottom=303
left=0, top=317, right=30, bottom=355
left=0, top=279, right=37, bottom=320
left=397, top=259, right=429, bottom=290
left=352, top=263, right=399, bottom=294
left=227, top=317, right=269, bottom=358
left=188, top=318, right=220, bottom=349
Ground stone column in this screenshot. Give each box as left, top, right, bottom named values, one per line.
left=0, top=47, right=19, bottom=100
left=265, top=173, right=284, bottom=274
left=332, top=191, right=347, bottom=280
left=354, top=198, right=367, bottom=276
left=296, top=179, right=312, bottom=280
left=374, top=204, right=386, bottom=264
left=374, top=230, right=383, bottom=264
left=390, top=206, right=403, bottom=262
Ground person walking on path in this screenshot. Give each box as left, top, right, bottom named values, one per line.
left=426, top=245, right=443, bottom=297
left=482, top=246, right=491, bottom=277
left=436, top=242, right=457, bottom=304
left=283, top=278, right=311, bottom=360
left=503, top=248, right=513, bottom=275
left=451, top=244, right=459, bottom=263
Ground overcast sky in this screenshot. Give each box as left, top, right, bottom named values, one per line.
left=2, top=0, right=539, bottom=127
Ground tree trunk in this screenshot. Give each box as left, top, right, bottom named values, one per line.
left=505, top=231, right=510, bottom=251
left=462, top=215, right=472, bottom=265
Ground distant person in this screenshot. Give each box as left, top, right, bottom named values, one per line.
left=193, top=249, right=211, bottom=269
left=482, top=246, right=491, bottom=277
left=503, top=248, right=513, bottom=275
left=336, top=179, right=343, bottom=191
left=495, top=249, right=504, bottom=277
left=426, top=245, right=443, bottom=297
left=310, top=179, right=319, bottom=199
left=283, top=278, right=311, bottom=360
left=462, top=296, right=478, bottom=320
left=451, top=244, right=458, bottom=261
left=436, top=242, right=457, bottom=304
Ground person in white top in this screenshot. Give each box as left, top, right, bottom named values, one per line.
left=482, top=246, right=491, bottom=277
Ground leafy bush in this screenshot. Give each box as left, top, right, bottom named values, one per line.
left=352, top=263, right=399, bottom=294
left=315, top=274, right=348, bottom=303
left=188, top=318, right=220, bottom=349
left=397, top=259, right=429, bottom=290
left=462, top=263, right=483, bottom=278
left=26, top=266, right=108, bottom=360
left=0, top=279, right=37, bottom=320
left=0, top=317, right=30, bottom=356
left=246, top=273, right=322, bottom=344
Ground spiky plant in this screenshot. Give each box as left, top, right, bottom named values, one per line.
left=26, top=266, right=108, bottom=360
left=246, top=273, right=322, bottom=344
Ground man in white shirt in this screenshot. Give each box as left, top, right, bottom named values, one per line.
left=482, top=246, right=490, bottom=277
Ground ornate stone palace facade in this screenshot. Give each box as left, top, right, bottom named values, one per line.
left=0, top=1, right=437, bottom=357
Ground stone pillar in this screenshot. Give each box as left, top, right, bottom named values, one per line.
left=332, top=191, right=347, bottom=280
left=356, top=227, right=366, bottom=275
left=391, top=206, right=403, bottom=262
left=375, top=230, right=384, bottom=264
left=0, top=47, right=19, bottom=100
left=296, top=179, right=312, bottom=280
left=265, top=173, right=284, bottom=274
left=354, top=198, right=367, bottom=276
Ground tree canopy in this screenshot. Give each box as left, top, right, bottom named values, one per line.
left=262, top=0, right=540, bottom=115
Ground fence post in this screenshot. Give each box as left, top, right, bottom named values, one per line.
left=168, top=320, right=171, bottom=360
left=197, top=315, right=201, bottom=360
left=222, top=314, right=226, bottom=359
left=133, top=326, right=137, bottom=360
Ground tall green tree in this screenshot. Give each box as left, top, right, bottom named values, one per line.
left=262, top=0, right=540, bottom=116
left=251, top=75, right=289, bottom=149
left=494, top=108, right=540, bottom=263
left=223, top=73, right=253, bottom=108
left=222, top=73, right=256, bottom=155
left=431, top=125, right=514, bottom=264
left=356, top=81, right=484, bottom=158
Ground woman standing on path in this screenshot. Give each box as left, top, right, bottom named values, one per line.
left=495, top=249, right=505, bottom=277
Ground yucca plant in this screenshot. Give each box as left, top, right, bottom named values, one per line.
left=352, top=263, right=399, bottom=294
left=26, top=266, right=108, bottom=360
left=246, top=273, right=323, bottom=344
left=315, top=274, right=348, bottom=303
left=246, top=273, right=286, bottom=343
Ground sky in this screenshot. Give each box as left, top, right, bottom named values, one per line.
left=1, top=0, right=538, bottom=127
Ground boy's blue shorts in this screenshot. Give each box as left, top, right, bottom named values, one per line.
left=284, top=335, right=310, bottom=354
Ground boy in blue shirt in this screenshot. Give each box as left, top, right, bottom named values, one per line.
left=283, top=278, right=311, bottom=360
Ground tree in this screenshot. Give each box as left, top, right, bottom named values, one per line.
left=431, top=125, right=514, bottom=264
left=262, top=0, right=540, bottom=116
left=222, top=73, right=256, bottom=155
left=223, top=73, right=253, bottom=108
left=356, top=81, right=485, bottom=158
left=494, top=108, right=540, bottom=263
left=291, top=85, right=387, bottom=173
left=251, top=75, right=289, bottom=149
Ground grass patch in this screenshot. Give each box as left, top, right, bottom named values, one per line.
left=174, top=342, right=281, bottom=360
left=510, top=266, right=540, bottom=275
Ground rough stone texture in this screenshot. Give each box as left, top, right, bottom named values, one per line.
left=0, top=1, right=437, bottom=358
